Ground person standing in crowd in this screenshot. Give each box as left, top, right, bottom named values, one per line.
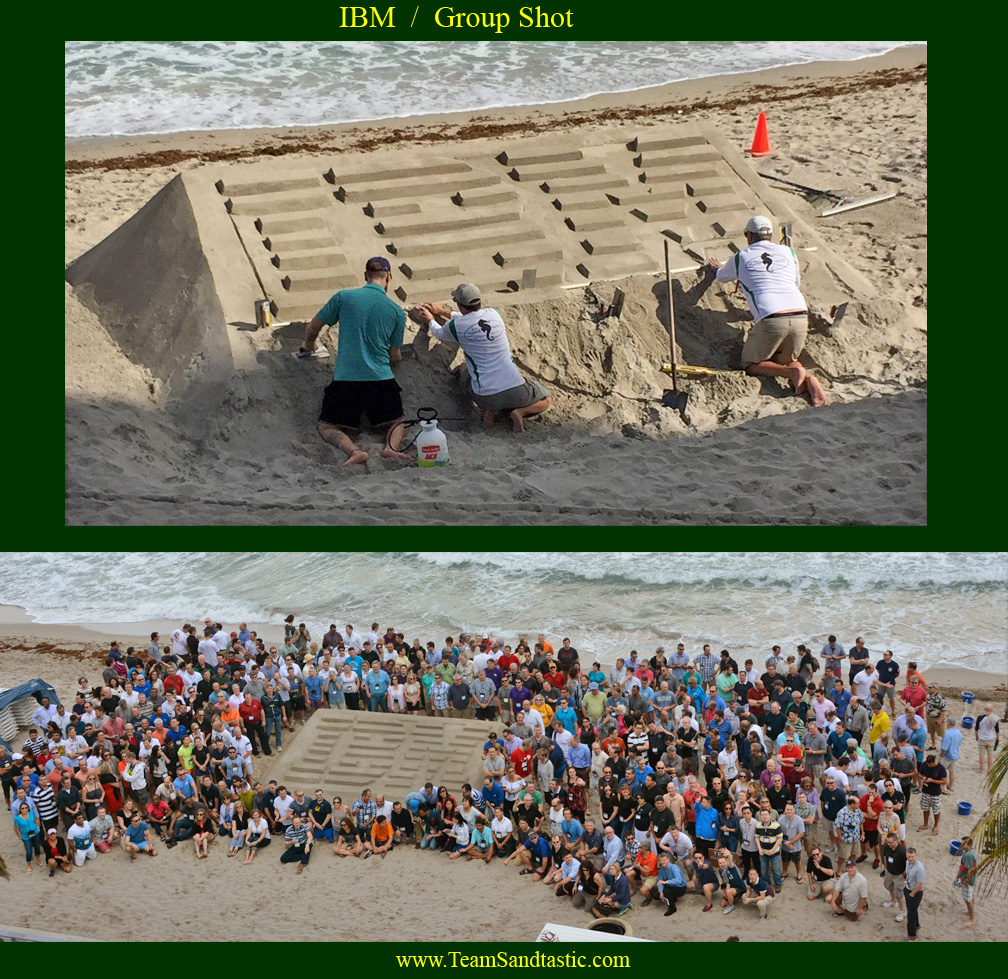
left=904, top=847, right=926, bottom=940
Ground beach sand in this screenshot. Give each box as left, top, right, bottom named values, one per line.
left=3, top=603, right=1003, bottom=943
left=65, top=48, right=927, bottom=526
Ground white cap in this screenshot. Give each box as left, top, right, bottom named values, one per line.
left=745, top=214, right=773, bottom=236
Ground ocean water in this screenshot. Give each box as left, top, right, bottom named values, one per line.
left=64, top=41, right=919, bottom=138
left=0, top=552, right=1003, bottom=673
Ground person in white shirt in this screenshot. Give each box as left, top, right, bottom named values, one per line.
left=525, top=705, right=547, bottom=739
left=709, top=214, right=825, bottom=406
left=171, top=626, right=190, bottom=659
left=179, top=666, right=198, bottom=697
left=212, top=625, right=229, bottom=656
left=824, top=765, right=851, bottom=792
left=198, top=632, right=219, bottom=669
left=852, top=664, right=876, bottom=702
left=367, top=625, right=382, bottom=649
left=344, top=626, right=364, bottom=654
left=32, top=699, right=58, bottom=731
left=414, top=282, right=551, bottom=433
left=67, top=814, right=97, bottom=867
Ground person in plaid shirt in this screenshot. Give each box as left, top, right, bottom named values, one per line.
left=834, top=794, right=865, bottom=866
left=924, top=684, right=947, bottom=750
left=352, top=788, right=378, bottom=841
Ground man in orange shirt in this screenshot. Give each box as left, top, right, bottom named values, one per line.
left=538, top=635, right=555, bottom=656
left=220, top=702, right=242, bottom=731
left=625, top=839, right=659, bottom=896
left=367, top=814, right=394, bottom=857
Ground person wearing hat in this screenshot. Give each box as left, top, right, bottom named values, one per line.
left=829, top=858, right=869, bottom=920
left=707, top=214, right=826, bottom=406
left=412, top=284, right=551, bottom=433
left=300, top=255, right=411, bottom=465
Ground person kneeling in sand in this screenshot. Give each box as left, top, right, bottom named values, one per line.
left=708, top=215, right=826, bottom=407
left=411, top=282, right=551, bottom=433
left=300, top=256, right=412, bottom=466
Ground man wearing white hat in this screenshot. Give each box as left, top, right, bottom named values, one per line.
left=708, top=215, right=826, bottom=406
left=412, top=283, right=551, bottom=433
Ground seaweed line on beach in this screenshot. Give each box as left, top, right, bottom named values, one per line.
left=65, top=64, right=926, bottom=174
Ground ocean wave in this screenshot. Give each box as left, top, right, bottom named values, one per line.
left=64, top=41, right=920, bottom=138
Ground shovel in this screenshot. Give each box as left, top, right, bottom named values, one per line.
left=661, top=238, right=689, bottom=414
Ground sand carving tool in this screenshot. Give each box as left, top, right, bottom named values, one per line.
left=759, top=172, right=896, bottom=217
left=660, top=238, right=689, bottom=414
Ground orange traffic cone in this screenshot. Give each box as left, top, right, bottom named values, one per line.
left=745, top=111, right=776, bottom=158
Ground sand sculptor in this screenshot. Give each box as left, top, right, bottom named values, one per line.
left=411, top=282, right=551, bottom=433
left=301, top=256, right=413, bottom=466
left=708, top=215, right=827, bottom=407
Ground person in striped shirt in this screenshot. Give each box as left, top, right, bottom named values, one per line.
left=280, top=814, right=312, bottom=873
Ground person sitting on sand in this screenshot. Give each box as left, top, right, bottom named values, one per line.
left=708, top=215, right=826, bottom=406
left=299, top=256, right=411, bottom=466
left=411, top=282, right=551, bottom=433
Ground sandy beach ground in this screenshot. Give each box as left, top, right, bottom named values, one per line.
left=65, top=47, right=926, bottom=526
left=3, top=603, right=1003, bottom=943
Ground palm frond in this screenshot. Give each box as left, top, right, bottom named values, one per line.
left=960, top=744, right=1008, bottom=899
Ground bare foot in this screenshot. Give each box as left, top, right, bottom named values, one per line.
left=917, top=825, right=928, bottom=832
left=482, top=409, right=496, bottom=428
left=785, top=363, right=807, bottom=392
left=381, top=448, right=413, bottom=463
left=343, top=449, right=369, bottom=467
left=803, top=373, right=828, bottom=407
left=962, top=920, right=976, bottom=927
left=510, top=409, right=526, bottom=433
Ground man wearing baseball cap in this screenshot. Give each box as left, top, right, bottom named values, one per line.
left=707, top=214, right=826, bottom=406
left=301, top=255, right=411, bottom=465
left=411, top=283, right=551, bottom=433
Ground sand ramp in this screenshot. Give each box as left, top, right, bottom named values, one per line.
left=265, top=711, right=493, bottom=804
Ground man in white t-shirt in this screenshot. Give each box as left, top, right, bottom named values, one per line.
left=824, top=764, right=851, bottom=793
left=67, top=813, right=97, bottom=867
left=171, top=626, right=190, bottom=659
left=852, top=664, right=876, bottom=703
left=709, top=214, right=825, bottom=406
left=367, top=624, right=381, bottom=649
left=344, top=625, right=364, bottom=654
left=212, top=624, right=229, bottom=656
left=414, top=283, right=551, bottom=433
left=198, top=630, right=219, bottom=669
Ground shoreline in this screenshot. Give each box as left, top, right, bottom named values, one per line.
left=2, top=604, right=1002, bottom=693
left=65, top=46, right=926, bottom=167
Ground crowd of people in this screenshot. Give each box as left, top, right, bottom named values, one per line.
left=2, top=621, right=996, bottom=938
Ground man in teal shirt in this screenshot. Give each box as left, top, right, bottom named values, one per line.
left=301, top=256, right=410, bottom=465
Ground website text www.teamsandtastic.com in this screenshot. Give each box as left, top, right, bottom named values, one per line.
left=396, top=952, right=632, bottom=969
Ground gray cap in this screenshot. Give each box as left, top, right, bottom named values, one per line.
left=451, top=282, right=482, bottom=306
left=745, top=214, right=773, bottom=236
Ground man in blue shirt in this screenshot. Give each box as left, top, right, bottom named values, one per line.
left=654, top=851, right=688, bottom=915
left=517, top=829, right=552, bottom=880
left=301, top=256, right=410, bottom=465
left=173, top=771, right=199, bottom=812
left=566, top=736, right=591, bottom=780
left=592, top=863, right=633, bottom=918
left=561, top=808, right=583, bottom=846
left=553, top=698, right=577, bottom=735
left=939, top=718, right=963, bottom=791
left=363, top=663, right=391, bottom=712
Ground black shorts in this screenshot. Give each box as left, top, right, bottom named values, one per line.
left=319, top=379, right=404, bottom=429
left=782, top=849, right=802, bottom=865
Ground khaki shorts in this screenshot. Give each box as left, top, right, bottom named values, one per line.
left=979, top=740, right=995, bottom=761
left=808, top=878, right=832, bottom=897
left=741, top=314, right=808, bottom=367
left=926, top=716, right=942, bottom=738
